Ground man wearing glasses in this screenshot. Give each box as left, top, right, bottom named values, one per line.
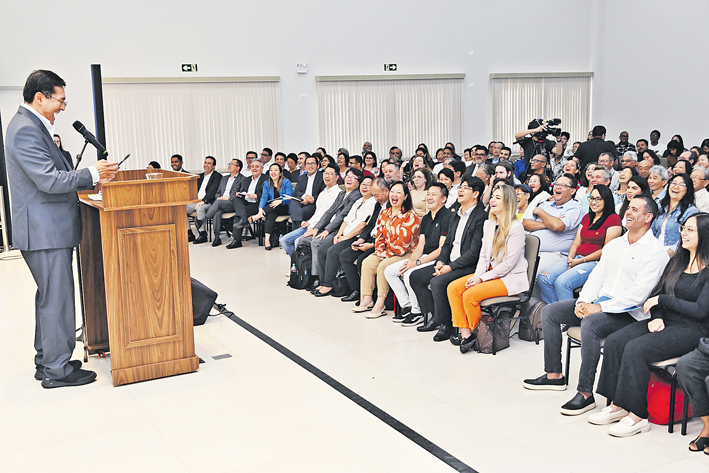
left=204, top=159, right=244, bottom=247
left=691, top=168, right=709, bottom=212
left=615, top=131, right=636, bottom=157
left=260, top=148, right=273, bottom=172
left=6, top=70, right=119, bottom=388
left=523, top=174, right=585, bottom=280
left=290, top=154, right=325, bottom=228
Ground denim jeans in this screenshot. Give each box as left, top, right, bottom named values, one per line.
left=280, top=227, right=306, bottom=256
left=537, top=257, right=597, bottom=304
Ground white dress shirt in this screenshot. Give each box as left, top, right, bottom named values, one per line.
left=341, top=196, right=377, bottom=236
left=449, top=204, right=477, bottom=262
left=198, top=171, right=215, bottom=200
left=305, top=185, right=342, bottom=228
left=578, top=229, right=670, bottom=321
left=246, top=175, right=260, bottom=202
left=695, top=187, right=709, bottom=212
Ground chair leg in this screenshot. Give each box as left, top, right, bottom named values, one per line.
left=682, top=394, right=690, bottom=436
left=668, top=371, right=677, bottom=434
left=564, top=337, right=572, bottom=385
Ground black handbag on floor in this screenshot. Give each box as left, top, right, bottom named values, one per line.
left=475, top=308, right=514, bottom=354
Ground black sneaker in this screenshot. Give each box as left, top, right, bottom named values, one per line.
left=560, top=392, right=596, bottom=416
left=522, top=374, right=567, bottom=391
left=392, top=307, right=411, bottom=323
left=401, top=312, right=424, bottom=327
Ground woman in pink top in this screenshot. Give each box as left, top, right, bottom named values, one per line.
left=447, top=184, right=529, bottom=353
left=537, top=184, right=622, bottom=303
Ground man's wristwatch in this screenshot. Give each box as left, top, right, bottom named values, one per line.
left=416, top=259, right=422, bottom=266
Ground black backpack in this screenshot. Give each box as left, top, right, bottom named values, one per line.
left=288, top=243, right=313, bottom=290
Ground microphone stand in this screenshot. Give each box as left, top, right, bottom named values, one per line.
left=74, top=140, right=89, bottom=171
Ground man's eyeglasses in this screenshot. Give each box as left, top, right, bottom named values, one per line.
left=531, top=159, right=546, bottom=164
left=47, top=95, right=67, bottom=107
left=459, top=185, right=473, bottom=191
left=554, top=182, right=573, bottom=189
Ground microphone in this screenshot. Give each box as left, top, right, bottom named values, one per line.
left=72, top=121, right=108, bottom=158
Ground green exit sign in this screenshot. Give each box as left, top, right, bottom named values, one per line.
left=182, top=64, right=198, bottom=72
left=384, top=64, right=398, bottom=71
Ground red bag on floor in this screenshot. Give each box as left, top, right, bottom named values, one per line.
left=647, top=372, right=693, bottom=425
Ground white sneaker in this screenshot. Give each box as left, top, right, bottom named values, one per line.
left=588, top=406, right=629, bottom=425
left=608, top=416, right=650, bottom=437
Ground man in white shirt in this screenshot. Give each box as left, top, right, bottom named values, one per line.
left=598, top=152, right=619, bottom=191
left=203, top=159, right=244, bottom=247
left=524, top=195, right=669, bottom=417
left=691, top=167, right=709, bottom=212
left=240, top=151, right=257, bottom=178
left=189, top=156, right=222, bottom=243
left=260, top=148, right=273, bottom=173
left=281, top=162, right=342, bottom=256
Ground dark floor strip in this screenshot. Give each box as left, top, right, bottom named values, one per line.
left=222, top=310, right=479, bottom=473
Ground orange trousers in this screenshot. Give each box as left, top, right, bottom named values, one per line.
left=447, top=275, right=508, bottom=330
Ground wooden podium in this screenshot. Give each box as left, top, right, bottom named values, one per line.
left=78, top=169, right=200, bottom=386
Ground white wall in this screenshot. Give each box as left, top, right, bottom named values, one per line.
left=7, top=0, right=702, bottom=168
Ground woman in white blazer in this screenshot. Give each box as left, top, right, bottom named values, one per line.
left=447, top=184, right=529, bottom=353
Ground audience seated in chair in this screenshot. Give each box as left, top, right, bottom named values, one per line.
left=523, top=195, right=669, bottom=417
left=228, top=159, right=267, bottom=249
left=589, top=212, right=709, bottom=437
left=448, top=184, right=529, bottom=353
left=289, top=153, right=325, bottom=227
left=384, top=182, right=452, bottom=326
left=651, top=173, right=698, bottom=257
left=188, top=156, right=223, bottom=243
left=204, top=158, right=245, bottom=247
left=252, top=163, right=293, bottom=250
left=353, top=181, right=420, bottom=318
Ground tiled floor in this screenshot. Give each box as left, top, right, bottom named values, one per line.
left=1, top=241, right=708, bottom=473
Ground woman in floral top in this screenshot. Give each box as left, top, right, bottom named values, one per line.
left=354, top=181, right=421, bottom=318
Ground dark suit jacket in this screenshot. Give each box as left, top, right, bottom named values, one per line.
left=437, top=203, right=488, bottom=271
left=575, top=138, right=619, bottom=172
left=314, top=189, right=362, bottom=234
left=235, top=174, right=268, bottom=202
left=197, top=171, right=223, bottom=204
left=293, top=171, right=325, bottom=201
left=5, top=106, right=94, bottom=251
left=359, top=201, right=383, bottom=243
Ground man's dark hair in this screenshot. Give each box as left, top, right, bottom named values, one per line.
left=636, top=139, right=648, bottom=147
left=592, top=125, right=606, bottom=138
left=560, top=132, right=571, bottom=141
left=349, top=155, right=363, bottom=166
left=500, top=146, right=512, bottom=155
left=262, top=147, right=273, bottom=157
left=171, top=154, right=183, bottom=162
left=274, top=151, right=286, bottom=160
left=561, top=172, right=579, bottom=190
left=445, top=142, right=456, bottom=153
left=233, top=158, right=243, bottom=170
left=651, top=130, right=661, bottom=138
left=205, top=156, right=217, bottom=166
left=477, top=145, right=489, bottom=155
left=245, top=151, right=258, bottom=158
left=305, top=154, right=320, bottom=166
left=462, top=176, right=486, bottom=199
left=496, top=160, right=515, bottom=175
left=390, top=146, right=401, bottom=154
left=449, top=160, right=466, bottom=177
left=633, top=194, right=659, bottom=222
left=324, top=162, right=339, bottom=175
left=346, top=167, right=364, bottom=183
left=298, top=151, right=311, bottom=159
left=23, top=70, right=66, bottom=103
left=429, top=182, right=449, bottom=199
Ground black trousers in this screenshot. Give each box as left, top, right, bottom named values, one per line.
left=409, top=266, right=472, bottom=321
left=339, top=245, right=375, bottom=292
left=263, top=204, right=289, bottom=234
left=289, top=200, right=316, bottom=226
left=320, top=237, right=357, bottom=287
left=678, top=348, right=709, bottom=417
left=596, top=320, right=704, bottom=419
left=232, top=201, right=259, bottom=244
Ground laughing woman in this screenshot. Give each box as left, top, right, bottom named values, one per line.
left=651, top=173, right=698, bottom=256
left=447, top=184, right=529, bottom=353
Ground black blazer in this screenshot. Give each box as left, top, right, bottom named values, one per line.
left=575, top=138, right=619, bottom=172
left=437, top=203, right=488, bottom=271
left=197, top=171, right=223, bottom=204
left=236, top=174, right=268, bottom=202
left=293, top=171, right=325, bottom=201
left=359, top=201, right=383, bottom=243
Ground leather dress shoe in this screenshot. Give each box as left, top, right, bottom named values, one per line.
left=417, top=316, right=440, bottom=333
left=433, top=323, right=453, bottom=342
left=449, top=332, right=463, bottom=346
left=41, top=368, right=97, bottom=389
left=35, top=360, right=82, bottom=381
left=459, top=334, right=477, bottom=354
left=313, top=289, right=332, bottom=297
left=341, top=290, right=360, bottom=302
left=226, top=240, right=242, bottom=249
left=188, top=231, right=195, bottom=242
left=235, top=218, right=249, bottom=229
left=194, top=231, right=208, bottom=244
left=211, top=238, right=222, bottom=247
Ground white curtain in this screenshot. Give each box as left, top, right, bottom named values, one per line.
left=102, top=80, right=281, bottom=171
left=491, top=74, right=592, bottom=151
left=316, top=77, right=463, bottom=159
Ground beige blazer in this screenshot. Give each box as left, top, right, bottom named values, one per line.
left=474, top=219, right=529, bottom=295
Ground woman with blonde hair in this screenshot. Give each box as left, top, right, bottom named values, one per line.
left=447, top=184, right=529, bottom=353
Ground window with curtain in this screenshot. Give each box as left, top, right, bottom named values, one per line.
left=102, top=78, right=281, bottom=171
left=490, top=73, right=592, bottom=152
left=316, top=75, right=464, bottom=159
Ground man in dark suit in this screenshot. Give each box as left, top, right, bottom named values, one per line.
left=227, top=159, right=267, bottom=249
left=290, top=154, right=325, bottom=227
left=575, top=125, right=619, bottom=172
left=409, top=175, right=488, bottom=341
left=189, top=156, right=222, bottom=243
left=202, top=158, right=245, bottom=246
left=5, top=70, right=118, bottom=388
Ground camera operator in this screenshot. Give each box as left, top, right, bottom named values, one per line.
left=514, top=119, right=563, bottom=180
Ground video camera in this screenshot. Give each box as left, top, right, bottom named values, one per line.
left=530, top=118, right=562, bottom=140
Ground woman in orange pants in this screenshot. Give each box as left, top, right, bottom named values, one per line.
left=447, top=184, right=529, bottom=353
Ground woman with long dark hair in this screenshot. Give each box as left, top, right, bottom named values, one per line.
left=576, top=163, right=597, bottom=201
left=364, top=151, right=379, bottom=177
left=253, top=163, right=293, bottom=250
left=355, top=181, right=420, bottom=318
left=52, top=134, right=73, bottom=168
left=617, top=176, right=651, bottom=224
left=522, top=173, right=551, bottom=220
left=537, top=185, right=622, bottom=303
left=652, top=173, right=698, bottom=256
left=591, top=213, right=709, bottom=438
